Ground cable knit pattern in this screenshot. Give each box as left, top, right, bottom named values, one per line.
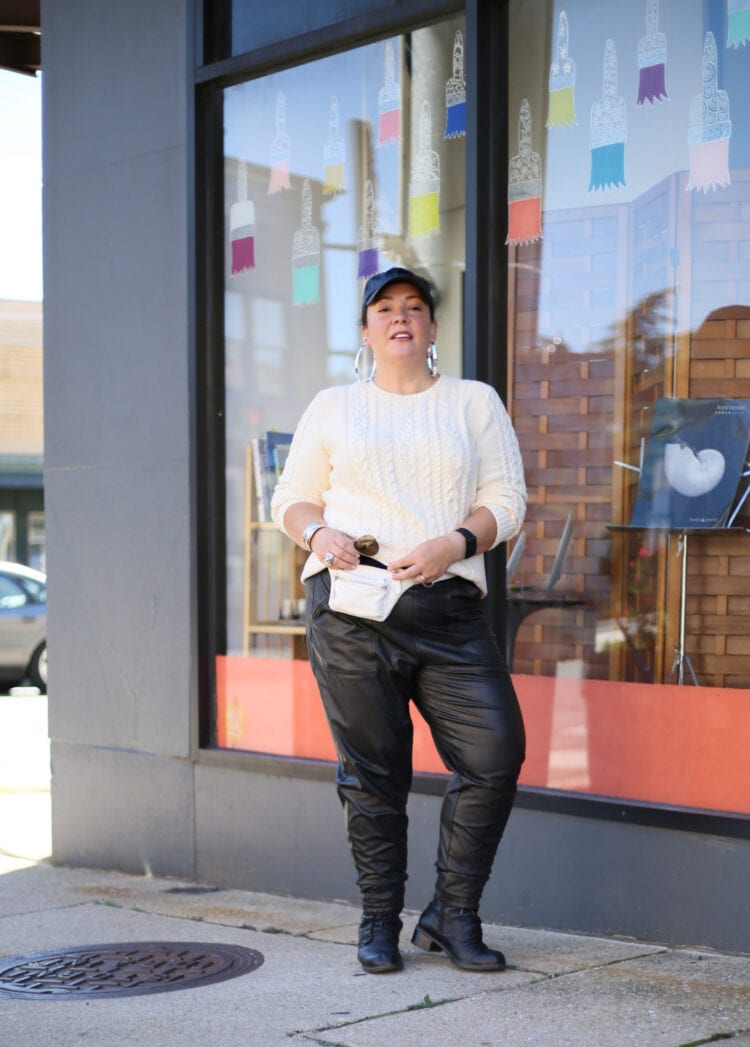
left=271, top=375, right=527, bottom=596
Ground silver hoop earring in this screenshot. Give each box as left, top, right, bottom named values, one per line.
left=427, top=342, right=438, bottom=377
left=354, top=344, right=376, bottom=382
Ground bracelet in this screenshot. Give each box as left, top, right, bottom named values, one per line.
left=455, top=527, right=478, bottom=559
left=302, top=522, right=326, bottom=551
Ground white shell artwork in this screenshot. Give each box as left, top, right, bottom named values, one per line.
left=630, top=397, right=750, bottom=530
left=663, top=443, right=726, bottom=497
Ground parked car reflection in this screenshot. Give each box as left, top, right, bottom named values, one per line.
left=0, top=562, right=46, bottom=692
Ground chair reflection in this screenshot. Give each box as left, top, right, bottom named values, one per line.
left=504, top=513, right=585, bottom=670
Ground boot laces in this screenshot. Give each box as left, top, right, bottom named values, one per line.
left=361, top=912, right=399, bottom=942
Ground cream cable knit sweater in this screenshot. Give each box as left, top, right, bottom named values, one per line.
left=271, top=375, right=527, bottom=596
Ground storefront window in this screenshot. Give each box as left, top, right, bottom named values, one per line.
left=506, top=0, right=750, bottom=814
left=217, top=17, right=467, bottom=758
left=212, top=1, right=749, bottom=821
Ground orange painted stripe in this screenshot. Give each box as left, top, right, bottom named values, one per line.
left=216, top=657, right=750, bottom=815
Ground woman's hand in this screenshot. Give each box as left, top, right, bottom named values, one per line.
left=282, top=503, right=359, bottom=570
left=310, top=527, right=360, bottom=570
left=388, top=532, right=465, bottom=585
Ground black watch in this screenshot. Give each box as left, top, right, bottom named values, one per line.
left=455, top=527, right=478, bottom=559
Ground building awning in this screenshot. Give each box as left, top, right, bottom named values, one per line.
left=0, top=1, right=40, bottom=77
left=0, top=454, right=43, bottom=488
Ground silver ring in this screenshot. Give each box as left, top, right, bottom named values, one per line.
left=325, top=552, right=335, bottom=564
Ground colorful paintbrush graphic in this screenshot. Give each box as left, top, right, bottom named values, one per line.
left=377, top=42, right=401, bottom=147
left=292, top=180, right=320, bottom=306
left=268, top=91, right=291, bottom=195
left=687, top=32, right=732, bottom=192
left=357, top=180, right=379, bottom=280
left=547, top=11, right=577, bottom=129
left=323, top=95, right=345, bottom=195
left=507, top=99, right=542, bottom=246
left=637, top=0, right=669, bottom=105
left=589, top=39, right=627, bottom=191
left=444, top=30, right=466, bottom=139
left=728, top=0, right=750, bottom=48
left=408, top=100, right=440, bottom=240
left=230, top=161, right=256, bottom=274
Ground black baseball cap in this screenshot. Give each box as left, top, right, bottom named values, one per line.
left=361, top=267, right=435, bottom=323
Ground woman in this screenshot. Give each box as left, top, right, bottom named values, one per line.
left=271, top=267, right=527, bottom=974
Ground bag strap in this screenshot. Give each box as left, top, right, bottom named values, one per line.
left=358, top=555, right=387, bottom=569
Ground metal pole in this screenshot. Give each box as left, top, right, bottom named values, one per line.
left=677, top=532, right=688, bottom=685
left=670, top=530, right=699, bottom=686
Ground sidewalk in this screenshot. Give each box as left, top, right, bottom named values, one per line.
left=1, top=694, right=749, bottom=1046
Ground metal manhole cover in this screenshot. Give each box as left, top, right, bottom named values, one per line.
left=0, top=941, right=264, bottom=1000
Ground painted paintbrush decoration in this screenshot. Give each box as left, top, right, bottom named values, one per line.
left=323, top=95, right=345, bottom=195
left=687, top=32, right=732, bottom=192
left=292, top=179, right=320, bottom=306
left=546, top=11, right=577, bottom=129
left=589, top=39, right=627, bottom=192
left=408, top=100, right=440, bottom=240
left=637, top=0, right=668, bottom=105
left=230, top=161, right=256, bottom=274
left=357, top=180, right=379, bottom=280
left=728, top=0, right=750, bottom=48
left=268, top=90, right=291, bottom=194
left=444, top=30, right=466, bottom=139
left=377, top=41, right=401, bottom=147
left=506, top=99, right=542, bottom=246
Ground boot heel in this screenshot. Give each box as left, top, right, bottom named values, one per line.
left=411, top=926, right=443, bottom=953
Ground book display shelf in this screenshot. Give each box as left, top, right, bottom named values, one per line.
left=242, top=439, right=307, bottom=657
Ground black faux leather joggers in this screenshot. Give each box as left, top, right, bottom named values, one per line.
left=305, top=571, right=526, bottom=915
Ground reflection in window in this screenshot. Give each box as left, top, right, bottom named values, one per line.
left=502, top=0, right=750, bottom=815
left=0, top=513, right=15, bottom=562
left=0, top=575, right=27, bottom=608
left=506, top=0, right=750, bottom=691
left=218, top=17, right=466, bottom=755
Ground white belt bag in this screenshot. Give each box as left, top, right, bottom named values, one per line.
left=328, top=565, right=415, bottom=621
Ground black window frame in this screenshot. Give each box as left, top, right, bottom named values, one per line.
left=192, top=0, right=750, bottom=843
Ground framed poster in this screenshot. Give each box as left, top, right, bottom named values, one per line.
left=630, top=398, right=750, bottom=530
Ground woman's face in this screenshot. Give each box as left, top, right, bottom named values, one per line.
left=362, top=282, right=437, bottom=365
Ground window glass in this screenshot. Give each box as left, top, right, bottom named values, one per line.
left=507, top=0, right=750, bottom=814
left=0, top=574, right=27, bottom=609
left=229, top=0, right=385, bottom=58
left=0, top=512, right=15, bottom=561
left=18, top=571, right=45, bottom=603
left=27, top=510, right=45, bottom=572
left=218, top=17, right=467, bottom=757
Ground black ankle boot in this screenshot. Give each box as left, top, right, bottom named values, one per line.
left=357, top=911, right=403, bottom=973
left=411, top=899, right=505, bottom=971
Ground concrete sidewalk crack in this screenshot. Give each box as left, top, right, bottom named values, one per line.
left=677, top=1031, right=750, bottom=1047
left=510, top=946, right=669, bottom=980
left=291, top=992, right=459, bottom=1041
left=0, top=898, right=104, bottom=924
